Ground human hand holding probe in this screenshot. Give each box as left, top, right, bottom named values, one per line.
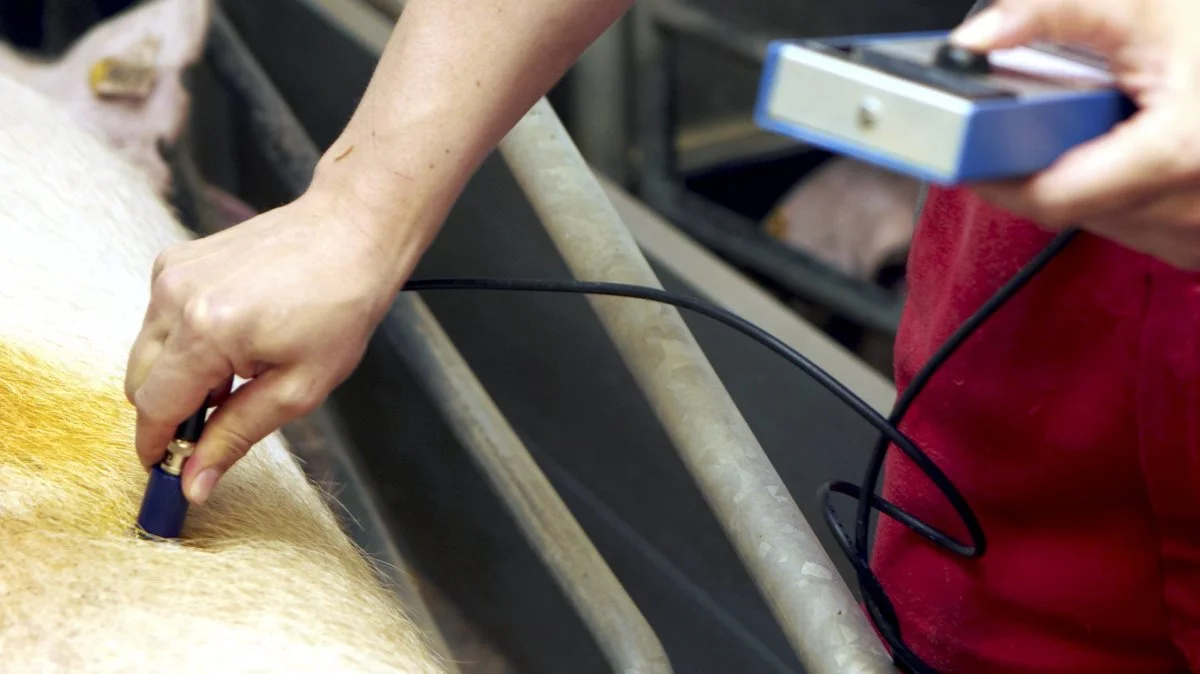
left=951, top=0, right=1200, bottom=269
left=134, top=396, right=211, bottom=539
left=125, top=0, right=1200, bottom=513
left=123, top=0, right=639, bottom=506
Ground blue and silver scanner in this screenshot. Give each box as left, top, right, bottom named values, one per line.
left=753, top=32, right=1136, bottom=184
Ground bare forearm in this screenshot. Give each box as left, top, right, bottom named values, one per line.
left=309, top=0, right=633, bottom=278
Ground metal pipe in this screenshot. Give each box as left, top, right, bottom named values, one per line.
left=361, top=0, right=405, bottom=19
left=384, top=294, right=672, bottom=674
left=498, top=98, right=895, bottom=673
left=207, top=5, right=672, bottom=672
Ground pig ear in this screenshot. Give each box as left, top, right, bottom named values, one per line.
left=65, top=0, right=213, bottom=74
left=26, top=0, right=213, bottom=197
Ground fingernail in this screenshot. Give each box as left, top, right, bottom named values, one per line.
left=950, top=8, right=1007, bottom=50
left=189, top=468, right=220, bottom=505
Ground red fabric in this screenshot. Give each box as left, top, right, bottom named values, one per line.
left=871, top=185, right=1200, bottom=672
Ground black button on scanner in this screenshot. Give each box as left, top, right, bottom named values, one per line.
left=934, top=42, right=991, bottom=75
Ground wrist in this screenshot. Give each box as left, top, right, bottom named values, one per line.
left=306, top=134, right=468, bottom=291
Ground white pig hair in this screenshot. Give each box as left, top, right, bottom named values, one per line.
left=0, top=35, right=447, bottom=674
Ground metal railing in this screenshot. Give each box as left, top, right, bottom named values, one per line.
left=366, top=0, right=895, bottom=670
left=499, top=94, right=893, bottom=674
left=209, top=0, right=900, bottom=671
left=205, top=4, right=671, bottom=672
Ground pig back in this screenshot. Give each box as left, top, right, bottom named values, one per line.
left=0, top=73, right=183, bottom=370
left=0, top=76, right=445, bottom=673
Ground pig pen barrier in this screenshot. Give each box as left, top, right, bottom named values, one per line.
left=189, top=3, right=898, bottom=673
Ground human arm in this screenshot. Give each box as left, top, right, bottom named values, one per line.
left=308, top=0, right=638, bottom=281
left=124, top=0, right=635, bottom=505
left=949, top=0, right=1200, bottom=268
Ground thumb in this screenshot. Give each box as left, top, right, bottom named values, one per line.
left=950, top=0, right=1130, bottom=54
left=181, top=368, right=323, bottom=505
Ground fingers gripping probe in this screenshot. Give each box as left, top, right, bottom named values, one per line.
left=135, top=397, right=210, bottom=540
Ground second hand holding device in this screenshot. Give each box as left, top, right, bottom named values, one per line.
left=750, top=29, right=1124, bottom=672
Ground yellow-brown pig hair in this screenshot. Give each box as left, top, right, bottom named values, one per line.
left=0, top=339, right=446, bottom=673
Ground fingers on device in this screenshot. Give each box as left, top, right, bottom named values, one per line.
left=753, top=31, right=1136, bottom=184
left=134, top=400, right=209, bottom=541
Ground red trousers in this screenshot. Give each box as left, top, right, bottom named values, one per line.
left=872, top=186, right=1200, bottom=672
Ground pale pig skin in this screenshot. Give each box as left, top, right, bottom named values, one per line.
left=767, top=157, right=922, bottom=292
left=0, top=0, right=210, bottom=370
left=0, top=3, right=442, bottom=671
left=0, top=0, right=208, bottom=195
left=0, top=61, right=325, bottom=673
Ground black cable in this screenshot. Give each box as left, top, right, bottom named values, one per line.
left=403, top=277, right=930, bottom=454
left=828, top=226, right=1080, bottom=673
left=401, top=226, right=1078, bottom=673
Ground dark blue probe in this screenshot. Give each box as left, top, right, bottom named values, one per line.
left=134, top=397, right=210, bottom=540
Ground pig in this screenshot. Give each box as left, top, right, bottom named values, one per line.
left=0, top=0, right=208, bottom=196
left=0, top=3, right=447, bottom=673
left=764, top=157, right=921, bottom=295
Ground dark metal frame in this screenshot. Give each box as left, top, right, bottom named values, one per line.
left=628, top=0, right=905, bottom=336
